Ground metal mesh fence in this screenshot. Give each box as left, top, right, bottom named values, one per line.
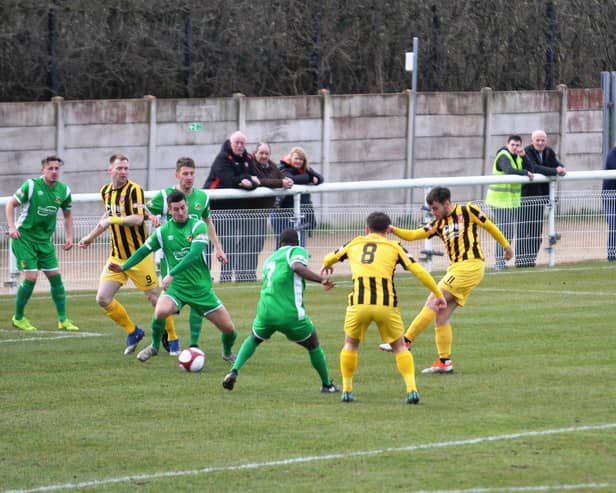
left=1, top=190, right=614, bottom=294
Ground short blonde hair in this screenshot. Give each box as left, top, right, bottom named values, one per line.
left=289, top=146, right=309, bottom=170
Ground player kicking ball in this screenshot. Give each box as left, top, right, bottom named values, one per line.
left=222, top=228, right=338, bottom=394
left=108, top=191, right=238, bottom=363
left=378, top=187, right=513, bottom=375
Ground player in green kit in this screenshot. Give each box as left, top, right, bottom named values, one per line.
left=109, top=190, right=238, bottom=362
left=5, top=156, right=79, bottom=331
left=222, top=228, right=339, bottom=394
left=146, top=157, right=228, bottom=357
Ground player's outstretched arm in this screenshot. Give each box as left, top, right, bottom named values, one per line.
left=293, top=263, right=335, bottom=290
left=391, top=225, right=429, bottom=241
left=79, top=212, right=109, bottom=248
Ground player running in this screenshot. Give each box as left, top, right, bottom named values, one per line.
left=146, top=156, right=227, bottom=357
left=108, top=190, right=238, bottom=363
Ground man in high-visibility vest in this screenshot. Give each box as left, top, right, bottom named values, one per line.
left=485, top=135, right=534, bottom=270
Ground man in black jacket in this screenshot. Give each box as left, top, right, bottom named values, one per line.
left=516, top=130, right=567, bottom=267
left=602, top=146, right=616, bottom=262
left=204, top=131, right=260, bottom=282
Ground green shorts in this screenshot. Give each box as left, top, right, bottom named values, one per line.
left=252, top=313, right=315, bottom=343
left=162, top=286, right=222, bottom=316
left=11, top=236, right=58, bottom=272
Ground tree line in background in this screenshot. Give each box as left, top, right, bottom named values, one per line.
left=1, top=0, right=615, bottom=102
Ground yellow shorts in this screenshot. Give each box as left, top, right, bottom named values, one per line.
left=101, top=254, right=159, bottom=291
left=438, top=259, right=484, bottom=307
left=343, top=304, right=405, bottom=343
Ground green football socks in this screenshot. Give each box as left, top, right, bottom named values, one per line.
left=14, top=279, right=35, bottom=319
left=49, top=274, right=67, bottom=321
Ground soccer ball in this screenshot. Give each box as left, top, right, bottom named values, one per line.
left=178, top=348, right=206, bottom=372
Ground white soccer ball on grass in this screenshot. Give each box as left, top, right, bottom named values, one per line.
left=178, top=347, right=206, bottom=372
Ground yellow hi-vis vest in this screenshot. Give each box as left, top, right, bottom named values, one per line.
left=485, top=149, right=523, bottom=208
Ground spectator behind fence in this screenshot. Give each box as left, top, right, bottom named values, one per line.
left=516, top=130, right=567, bottom=267
left=485, top=135, right=534, bottom=270
left=272, top=146, right=323, bottom=248
left=251, top=142, right=294, bottom=270
left=603, top=146, right=616, bottom=262
left=204, top=131, right=261, bottom=282
left=6, top=156, right=79, bottom=332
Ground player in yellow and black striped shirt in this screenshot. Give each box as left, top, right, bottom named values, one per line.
left=380, top=186, right=512, bottom=375
left=79, top=154, right=176, bottom=355
left=100, top=176, right=148, bottom=260
left=322, top=212, right=446, bottom=405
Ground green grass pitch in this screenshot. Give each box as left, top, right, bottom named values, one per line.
left=1, top=262, right=615, bottom=492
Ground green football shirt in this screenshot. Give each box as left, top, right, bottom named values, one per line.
left=147, top=187, right=211, bottom=223
left=257, top=245, right=310, bottom=323
left=13, top=177, right=72, bottom=241
left=145, top=217, right=212, bottom=294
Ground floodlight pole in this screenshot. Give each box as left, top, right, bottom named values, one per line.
left=405, top=37, right=419, bottom=206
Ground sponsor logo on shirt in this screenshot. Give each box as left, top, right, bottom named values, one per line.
left=173, top=246, right=191, bottom=261
left=37, top=205, right=58, bottom=216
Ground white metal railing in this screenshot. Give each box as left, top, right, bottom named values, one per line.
left=2, top=171, right=616, bottom=294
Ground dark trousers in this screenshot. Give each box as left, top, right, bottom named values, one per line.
left=603, top=192, right=616, bottom=261
left=214, top=210, right=266, bottom=282
left=271, top=208, right=308, bottom=248
left=515, top=200, right=546, bottom=267
left=491, top=207, right=517, bottom=269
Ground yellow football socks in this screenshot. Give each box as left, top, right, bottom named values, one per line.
left=405, top=306, right=436, bottom=341
left=103, top=299, right=135, bottom=334
left=340, top=348, right=358, bottom=393
left=395, top=350, right=417, bottom=392
left=165, top=316, right=178, bottom=341
left=435, top=324, right=453, bottom=359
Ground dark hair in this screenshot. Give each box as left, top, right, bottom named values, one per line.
left=176, top=157, right=195, bottom=170
left=255, top=142, right=271, bottom=153
left=366, top=212, right=391, bottom=233
left=426, top=186, right=451, bottom=205
left=109, top=153, right=128, bottom=164
left=507, top=135, right=522, bottom=143
left=279, top=228, right=299, bottom=246
left=166, top=190, right=186, bottom=206
left=41, top=155, right=63, bottom=167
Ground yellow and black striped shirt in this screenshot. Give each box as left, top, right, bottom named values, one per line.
left=100, top=179, right=148, bottom=259
left=394, top=203, right=509, bottom=264
left=322, top=233, right=442, bottom=307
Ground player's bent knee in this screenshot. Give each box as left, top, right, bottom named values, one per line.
left=96, top=295, right=112, bottom=307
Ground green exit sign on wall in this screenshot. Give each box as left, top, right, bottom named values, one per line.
left=187, top=122, right=203, bottom=132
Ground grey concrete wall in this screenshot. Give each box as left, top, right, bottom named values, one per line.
left=0, top=87, right=604, bottom=210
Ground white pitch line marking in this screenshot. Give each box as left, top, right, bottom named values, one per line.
left=0, top=331, right=105, bottom=344
left=412, top=482, right=611, bottom=492
left=3, top=422, right=615, bottom=493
